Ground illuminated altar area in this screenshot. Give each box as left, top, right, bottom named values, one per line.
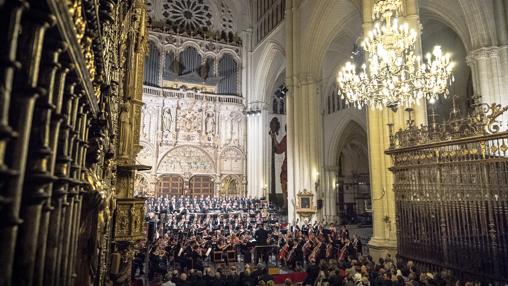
left=134, top=0, right=247, bottom=197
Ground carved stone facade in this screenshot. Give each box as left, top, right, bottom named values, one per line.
left=136, top=89, right=246, bottom=197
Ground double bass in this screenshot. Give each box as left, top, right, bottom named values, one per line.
left=338, top=241, right=349, bottom=261
left=278, top=243, right=290, bottom=262
left=308, top=241, right=321, bottom=262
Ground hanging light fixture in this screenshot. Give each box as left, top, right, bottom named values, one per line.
left=337, top=0, right=455, bottom=110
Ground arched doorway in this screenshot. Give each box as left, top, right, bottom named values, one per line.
left=220, top=175, right=241, bottom=197
left=189, top=175, right=214, bottom=197
left=335, top=121, right=371, bottom=226
left=158, top=174, right=184, bottom=196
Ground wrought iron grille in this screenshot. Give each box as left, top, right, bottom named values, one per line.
left=386, top=99, right=508, bottom=283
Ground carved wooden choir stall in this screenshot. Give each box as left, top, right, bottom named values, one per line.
left=0, top=0, right=148, bottom=285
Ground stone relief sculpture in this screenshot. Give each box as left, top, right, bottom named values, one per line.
left=158, top=146, right=215, bottom=174
left=137, top=93, right=246, bottom=196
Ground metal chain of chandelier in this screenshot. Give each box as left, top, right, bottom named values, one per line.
left=337, top=0, right=455, bottom=110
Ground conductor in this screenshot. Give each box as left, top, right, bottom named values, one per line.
left=254, top=224, right=269, bottom=264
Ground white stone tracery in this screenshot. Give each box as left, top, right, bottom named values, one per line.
left=135, top=89, right=246, bottom=196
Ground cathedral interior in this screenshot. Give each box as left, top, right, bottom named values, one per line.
left=0, top=0, right=507, bottom=285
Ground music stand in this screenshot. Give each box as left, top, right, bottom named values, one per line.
left=226, top=250, right=237, bottom=263
left=213, top=251, right=225, bottom=263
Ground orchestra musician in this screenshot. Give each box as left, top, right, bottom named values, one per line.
left=146, top=195, right=362, bottom=275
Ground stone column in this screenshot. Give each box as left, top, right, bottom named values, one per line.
left=404, top=0, right=427, bottom=125
left=362, top=0, right=398, bottom=260
left=285, top=0, right=297, bottom=223
left=366, top=109, right=398, bottom=260
left=467, top=47, right=508, bottom=128
left=241, top=28, right=253, bottom=99
left=322, top=169, right=338, bottom=223
left=473, top=0, right=508, bottom=111
left=495, top=0, right=508, bottom=46
left=246, top=109, right=266, bottom=198
left=283, top=70, right=322, bottom=223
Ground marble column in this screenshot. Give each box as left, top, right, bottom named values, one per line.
left=362, top=0, right=399, bottom=261
left=246, top=109, right=266, bottom=198
left=404, top=0, right=427, bottom=125
left=286, top=74, right=322, bottom=223
left=285, top=0, right=296, bottom=223
left=321, top=169, right=338, bottom=223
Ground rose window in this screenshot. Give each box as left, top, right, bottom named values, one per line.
left=162, top=0, right=212, bottom=33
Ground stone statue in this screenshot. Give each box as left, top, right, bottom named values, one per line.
left=205, top=112, right=216, bottom=137
left=162, top=107, right=172, bottom=132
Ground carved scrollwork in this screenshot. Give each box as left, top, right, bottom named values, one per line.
left=388, top=97, right=508, bottom=149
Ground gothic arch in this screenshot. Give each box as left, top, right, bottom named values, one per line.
left=301, top=0, right=360, bottom=77
left=136, top=141, right=155, bottom=166
left=217, top=49, right=242, bottom=63
left=326, top=113, right=367, bottom=167
left=419, top=3, right=471, bottom=51
left=147, top=35, right=164, bottom=51
left=219, top=174, right=242, bottom=196
left=457, top=0, right=496, bottom=48
left=157, top=145, right=216, bottom=174
left=179, top=41, right=205, bottom=56
left=220, top=146, right=246, bottom=174
left=254, top=40, right=286, bottom=103
left=220, top=146, right=246, bottom=159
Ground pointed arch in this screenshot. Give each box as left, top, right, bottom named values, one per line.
left=253, top=40, right=286, bottom=103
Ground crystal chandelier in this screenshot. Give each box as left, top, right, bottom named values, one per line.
left=337, top=0, right=455, bottom=110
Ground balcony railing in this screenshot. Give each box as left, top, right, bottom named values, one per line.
left=142, top=85, right=244, bottom=105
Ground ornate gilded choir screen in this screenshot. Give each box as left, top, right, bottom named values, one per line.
left=387, top=100, right=508, bottom=283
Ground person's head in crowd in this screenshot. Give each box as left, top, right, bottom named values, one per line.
left=351, top=272, right=361, bottom=283
left=361, top=275, right=370, bottom=286
left=284, top=278, right=293, bottom=286
left=244, top=269, right=251, bottom=277
left=420, top=273, right=428, bottom=284
left=180, top=273, right=187, bottom=281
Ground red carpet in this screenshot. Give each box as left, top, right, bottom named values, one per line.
left=272, top=272, right=308, bottom=284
